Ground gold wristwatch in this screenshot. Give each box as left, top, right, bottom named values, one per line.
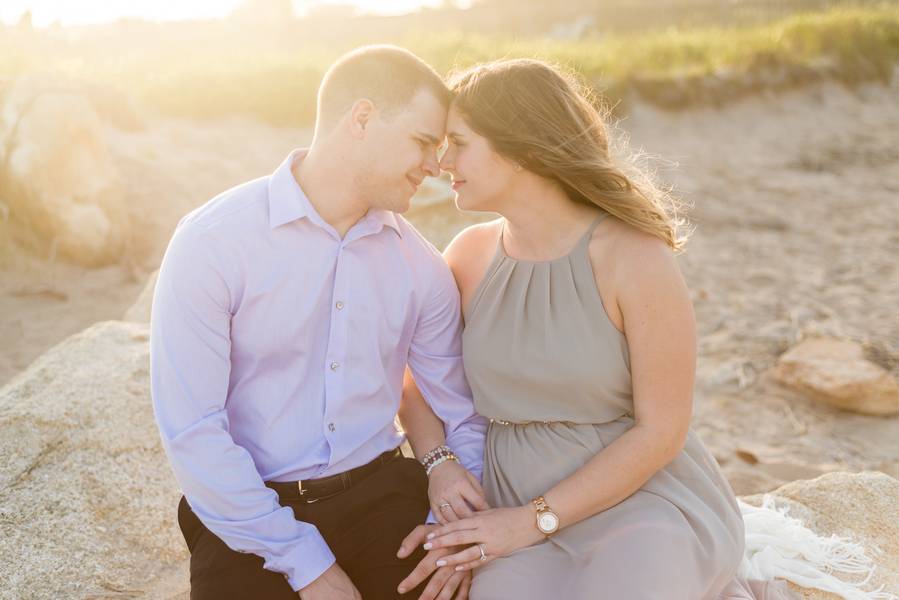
left=531, top=495, right=559, bottom=536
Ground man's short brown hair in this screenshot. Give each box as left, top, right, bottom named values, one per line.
left=316, top=45, right=451, bottom=128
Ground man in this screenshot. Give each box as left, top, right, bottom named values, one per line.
left=150, top=45, right=486, bottom=599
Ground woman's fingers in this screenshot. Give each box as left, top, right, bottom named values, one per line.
left=431, top=501, right=450, bottom=525
left=464, top=473, right=490, bottom=509
left=449, top=492, right=473, bottom=519
left=459, top=481, right=489, bottom=512
left=454, top=558, right=489, bottom=572
left=425, top=529, right=478, bottom=550
left=434, top=545, right=481, bottom=568
left=438, top=501, right=460, bottom=522
left=428, top=516, right=479, bottom=538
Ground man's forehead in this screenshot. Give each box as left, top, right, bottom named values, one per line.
left=401, top=88, right=448, bottom=135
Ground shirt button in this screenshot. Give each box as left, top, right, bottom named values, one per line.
left=335, top=301, right=344, bottom=310
left=328, top=423, right=336, bottom=432
left=330, top=361, right=340, bottom=371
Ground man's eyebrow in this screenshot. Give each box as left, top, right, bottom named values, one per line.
left=446, top=131, right=465, bottom=139
left=416, top=132, right=442, bottom=145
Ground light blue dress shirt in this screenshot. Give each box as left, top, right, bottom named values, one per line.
left=150, top=149, right=486, bottom=591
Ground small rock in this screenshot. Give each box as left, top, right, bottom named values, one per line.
left=773, top=338, right=899, bottom=415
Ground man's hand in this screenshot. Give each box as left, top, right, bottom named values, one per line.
left=397, top=524, right=473, bottom=600
left=298, top=563, right=361, bottom=600
left=427, top=460, right=489, bottom=524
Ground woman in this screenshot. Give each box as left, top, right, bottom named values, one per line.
left=400, top=59, right=796, bottom=599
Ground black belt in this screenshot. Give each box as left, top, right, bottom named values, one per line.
left=266, top=447, right=403, bottom=504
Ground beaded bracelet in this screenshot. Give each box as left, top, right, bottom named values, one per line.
left=421, top=444, right=453, bottom=465
left=420, top=444, right=458, bottom=475
left=425, top=454, right=459, bottom=476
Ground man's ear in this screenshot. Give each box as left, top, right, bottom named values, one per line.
left=348, top=98, right=375, bottom=139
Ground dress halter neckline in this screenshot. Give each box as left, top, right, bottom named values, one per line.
left=497, top=212, right=607, bottom=265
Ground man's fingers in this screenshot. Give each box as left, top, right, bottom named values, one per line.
left=454, top=572, right=472, bottom=600
left=398, top=525, right=431, bottom=558
left=398, top=552, right=439, bottom=594
left=436, top=571, right=463, bottom=600
left=416, top=563, right=451, bottom=600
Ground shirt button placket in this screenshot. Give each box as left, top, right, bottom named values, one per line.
left=325, top=244, right=348, bottom=453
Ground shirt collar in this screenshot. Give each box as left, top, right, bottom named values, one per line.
left=268, top=148, right=402, bottom=238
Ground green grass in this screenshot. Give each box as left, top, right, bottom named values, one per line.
left=2, top=5, right=898, bottom=126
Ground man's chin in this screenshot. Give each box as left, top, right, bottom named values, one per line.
left=392, top=195, right=414, bottom=214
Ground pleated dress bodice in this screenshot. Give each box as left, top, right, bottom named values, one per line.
left=462, top=213, right=633, bottom=425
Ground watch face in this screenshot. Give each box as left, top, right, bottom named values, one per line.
left=538, top=512, right=559, bottom=533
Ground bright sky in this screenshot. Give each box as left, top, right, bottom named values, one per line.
left=0, top=0, right=447, bottom=27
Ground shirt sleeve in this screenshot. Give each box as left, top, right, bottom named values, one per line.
left=407, top=255, right=487, bottom=484
left=150, top=221, right=335, bottom=592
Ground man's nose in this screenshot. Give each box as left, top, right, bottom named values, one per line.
left=438, top=151, right=452, bottom=173
left=423, top=152, right=440, bottom=177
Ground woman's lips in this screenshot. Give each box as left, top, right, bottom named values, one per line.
left=407, top=175, right=422, bottom=191
left=452, top=180, right=466, bottom=190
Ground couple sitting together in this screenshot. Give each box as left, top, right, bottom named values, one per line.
left=150, top=45, right=796, bottom=599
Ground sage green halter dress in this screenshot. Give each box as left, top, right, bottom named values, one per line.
left=462, top=214, right=794, bottom=600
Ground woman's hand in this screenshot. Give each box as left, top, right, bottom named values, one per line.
left=426, top=460, right=490, bottom=524
left=421, top=506, right=544, bottom=571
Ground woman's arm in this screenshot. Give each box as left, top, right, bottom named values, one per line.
left=540, top=233, right=695, bottom=526
left=398, top=367, right=447, bottom=460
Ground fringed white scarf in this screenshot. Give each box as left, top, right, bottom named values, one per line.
left=738, top=495, right=896, bottom=599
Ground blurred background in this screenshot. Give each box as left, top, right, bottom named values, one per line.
left=1, top=1, right=897, bottom=598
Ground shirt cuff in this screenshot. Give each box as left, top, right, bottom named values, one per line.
left=271, top=530, right=337, bottom=592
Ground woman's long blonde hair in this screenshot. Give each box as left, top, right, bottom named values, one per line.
left=449, top=58, right=689, bottom=250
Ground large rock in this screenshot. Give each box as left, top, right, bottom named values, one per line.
left=0, top=76, right=131, bottom=266
left=0, top=320, right=186, bottom=599
left=742, top=471, right=899, bottom=599
left=774, top=338, right=899, bottom=415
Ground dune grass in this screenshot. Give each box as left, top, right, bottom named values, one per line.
left=1, top=5, right=898, bottom=126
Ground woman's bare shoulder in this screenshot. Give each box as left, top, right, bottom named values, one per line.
left=588, top=216, right=678, bottom=280
left=444, top=219, right=502, bottom=266
left=443, top=218, right=503, bottom=295
left=587, top=216, right=685, bottom=330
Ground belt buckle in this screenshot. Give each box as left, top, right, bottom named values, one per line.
left=297, top=480, right=320, bottom=504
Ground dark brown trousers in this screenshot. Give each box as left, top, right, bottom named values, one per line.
left=177, top=454, right=432, bottom=599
